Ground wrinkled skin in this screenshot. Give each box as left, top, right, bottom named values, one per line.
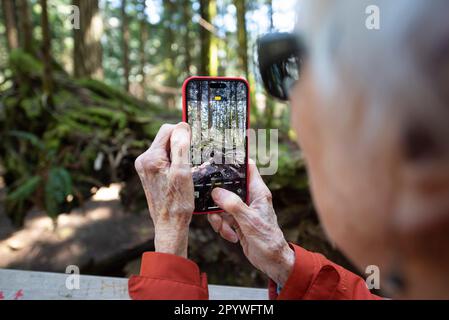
left=135, top=123, right=194, bottom=258
left=209, top=160, right=295, bottom=286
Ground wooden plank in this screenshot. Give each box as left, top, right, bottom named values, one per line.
left=0, top=269, right=267, bottom=300
left=0, top=269, right=130, bottom=300
left=208, top=284, right=267, bottom=300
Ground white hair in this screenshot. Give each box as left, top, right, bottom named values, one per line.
left=296, top=0, right=449, bottom=159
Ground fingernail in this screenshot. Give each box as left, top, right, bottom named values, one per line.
left=212, top=188, right=223, bottom=201
left=178, top=122, right=190, bottom=133
left=230, top=233, right=238, bottom=243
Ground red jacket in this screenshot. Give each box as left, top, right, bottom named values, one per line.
left=128, top=244, right=382, bottom=300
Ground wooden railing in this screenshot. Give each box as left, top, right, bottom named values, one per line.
left=0, top=269, right=268, bottom=300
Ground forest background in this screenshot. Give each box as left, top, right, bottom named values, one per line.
left=0, top=0, right=355, bottom=287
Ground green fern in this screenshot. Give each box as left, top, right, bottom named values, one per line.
left=8, top=130, right=45, bottom=150
left=5, top=176, right=42, bottom=226
left=6, top=175, right=42, bottom=202
left=44, top=167, right=72, bottom=219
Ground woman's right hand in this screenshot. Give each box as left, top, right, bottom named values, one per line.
left=134, top=123, right=194, bottom=258
left=208, top=160, right=295, bottom=286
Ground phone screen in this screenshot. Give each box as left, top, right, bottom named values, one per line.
left=185, top=79, right=248, bottom=213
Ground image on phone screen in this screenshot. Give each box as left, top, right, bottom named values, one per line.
left=185, top=79, right=248, bottom=213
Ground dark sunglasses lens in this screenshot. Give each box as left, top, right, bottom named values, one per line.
left=263, top=55, right=300, bottom=100
left=257, top=32, right=304, bottom=101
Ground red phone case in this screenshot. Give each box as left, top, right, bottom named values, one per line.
left=182, top=76, right=251, bottom=214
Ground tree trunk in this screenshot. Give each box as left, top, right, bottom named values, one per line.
left=265, top=0, right=275, bottom=128
left=208, top=0, right=218, bottom=76
left=182, top=0, right=192, bottom=75
left=197, top=82, right=202, bottom=163
left=234, top=0, right=248, bottom=79
left=207, top=84, right=212, bottom=144
left=16, top=0, right=33, bottom=54
left=1, top=0, right=19, bottom=51
left=199, top=0, right=210, bottom=75
left=199, top=0, right=218, bottom=76
left=222, top=90, right=227, bottom=164
left=162, top=0, right=177, bottom=108
left=73, top=0, right=103, bottom=79
left=267, top=0, right=274, bottom=31
left=121, top=0, right=130, bottom=92
left=39, top=0, right=53, bottom=104
left=138, top=0, right=148, bottom=98
left=234, top=0, right=258, bottom=123
left=234, top=83, right=238, bottom=148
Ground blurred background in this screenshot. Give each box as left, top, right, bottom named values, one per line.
left=0, top=0, right=355, bottom=287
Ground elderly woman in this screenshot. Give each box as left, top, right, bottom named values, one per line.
left=128, top=0, right=449, bottom=300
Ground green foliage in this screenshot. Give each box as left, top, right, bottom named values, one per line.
left=7, top=130, right=46, bottom=150
left=0, top=51, right=178, bottom=225
left=6, top=176, right=42, bottom=202
left=9, top=49, right=43, bottom=76
left=45, top=167, right=72, bottom=219
left=20, top=97, right=43, bottom=118
left=265, top=145, right=309, bottom=192
left=77, top=79, right=139, bottom=107
left=5, top=176, right=41, bottom=226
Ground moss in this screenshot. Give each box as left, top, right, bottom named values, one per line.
left=53, top=90, right=81, bottom=109
left=9, top=49, right=43, bottom=76
left=76, top=78, right=145, bottom=109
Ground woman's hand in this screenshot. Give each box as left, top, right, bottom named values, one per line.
left=135, top=123, right=194, bottom=258
left=208, top=160, right=295, bottom=286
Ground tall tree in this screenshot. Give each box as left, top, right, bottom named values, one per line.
left=40, top=0, right=53, bottom=104
left=182, top=0, right=192, bottom=75
left=265, top=0, right=275, bottom=128
left=199, top=0, right=210, bottom=75
left=197, top=83, right=202, bottom=162
left=234, top=0, right=249, bottom=79
left=16, top=0, right=33, bottom=54
left=162, top=0, right=178, bottom=108
left=199, top=0, right=218, bottom=76
left=233, top=83, right=238, bottom=147
left=121, top=0, right=130, bottom=91
left=235, top=0, right=258, bottom=122
left=73, top=0, right=103, bottom=79
left=138, top=0, right=148, bottom=97
left=208, top=0, right=218, bottom=76
left=207, top=83, right=212, bottom=143
left=267, top=0, right=274, bottom=31
left=1, top=0, right=19, bottom=51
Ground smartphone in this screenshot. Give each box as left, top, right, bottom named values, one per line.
left=182, top=76, right=250, bottom=214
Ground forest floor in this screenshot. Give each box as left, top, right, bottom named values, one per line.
left=0, top=182, right=154, bottom=276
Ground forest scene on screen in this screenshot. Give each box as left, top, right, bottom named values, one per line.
left=187, top=80, right=247, bottom=212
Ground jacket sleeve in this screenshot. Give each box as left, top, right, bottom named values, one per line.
left=268, top=244, right=383, bottom=300
left=128, top=252, right=209, bottom=300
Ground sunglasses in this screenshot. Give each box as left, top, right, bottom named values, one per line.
left=257, top=32, right=307, bottom=101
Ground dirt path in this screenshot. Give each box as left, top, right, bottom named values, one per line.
left=0, top=184, right=154, bottom=277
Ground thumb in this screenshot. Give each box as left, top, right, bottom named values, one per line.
left=211, top=188, right=251, bottom=219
